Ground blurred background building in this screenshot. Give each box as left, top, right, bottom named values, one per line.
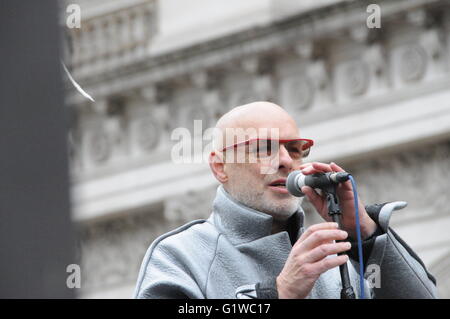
left=62, top=0, right=450, bottom=298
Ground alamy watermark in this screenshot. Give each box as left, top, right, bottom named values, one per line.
left=366, top=264, right=381, bottom=288
left=66, top=264, right=81, bottom=289
left=66, top=4, right=81, bottom=29
left=366, top=4, right=381, bottom=29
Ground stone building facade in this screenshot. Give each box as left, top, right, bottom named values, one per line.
left=63, top=0, right=450, bottom=298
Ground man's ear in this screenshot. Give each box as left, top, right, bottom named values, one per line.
left=209, top=151, right=228, bottom=183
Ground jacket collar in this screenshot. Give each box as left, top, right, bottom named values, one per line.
left=210, top=185, right=305, bottom=246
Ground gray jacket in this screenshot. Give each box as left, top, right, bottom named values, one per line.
left=134, top=186, right=437, bottom=299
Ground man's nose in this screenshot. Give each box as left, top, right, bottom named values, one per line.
left=276, top=144, right=295, bottom=172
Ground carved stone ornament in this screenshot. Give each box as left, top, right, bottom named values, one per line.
left=282, top=76, right=315, bottom=111
left=399, top=45, right=427, bottom=83
left=87, top=128, right=111, bottom=164
left=136, top=116, right=161, bottom=152
left=343, top=60, right=370, bottom=96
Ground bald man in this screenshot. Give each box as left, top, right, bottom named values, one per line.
left=134, top=102, right=437, bottom=299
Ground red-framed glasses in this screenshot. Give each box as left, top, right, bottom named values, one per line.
left=221, top=138, right=314, bottom=160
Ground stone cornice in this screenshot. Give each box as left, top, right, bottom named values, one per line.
left=66, top=0, right=445, bottom=105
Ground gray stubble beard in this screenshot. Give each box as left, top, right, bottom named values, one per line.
left=226, top=183, right=301, bottom=221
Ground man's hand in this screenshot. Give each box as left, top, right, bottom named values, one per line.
left=299, top=161, right=378, bottom=239
left=277, top=222, right=351, bottom=299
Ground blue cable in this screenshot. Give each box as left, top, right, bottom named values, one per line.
left=348, top=175, right=365, bottom=299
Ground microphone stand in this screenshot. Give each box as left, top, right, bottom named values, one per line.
left=323, top=184, right=356, bottom=299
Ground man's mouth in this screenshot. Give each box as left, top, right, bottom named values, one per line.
left=268, top=179, right=289, bottom=194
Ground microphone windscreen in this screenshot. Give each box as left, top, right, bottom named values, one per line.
left=286, top=170, right=305, bottom=197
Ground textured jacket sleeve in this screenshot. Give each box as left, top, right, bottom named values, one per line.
left=133, top=241, right=204, bottom=298
left=350, top=202, right=438, bottom=299
left=133, top=221, right=215, bottom=299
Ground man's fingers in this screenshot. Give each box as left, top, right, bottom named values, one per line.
left=312, top=162, right=333, bottom=172
left=301, top=162, right=346, bottom=176
left=301, top=186, right=325, bottom=210
left=299, top=162, right=312, bottom=170
left=315, top=255, right=349, bottom=274
left=297, top=222, right=339, bottom=243
left=330, top=162, right=345, bottom=172
left=303, top=242, right=351, bottom=264
left=328, top=162, right=355, bottom=190
left=299, top=229, right=348, bottom=251
left=301, top=162, right=333, bottom=174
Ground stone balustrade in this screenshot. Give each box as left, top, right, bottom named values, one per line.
left=65, top=0, right=156, bottom=79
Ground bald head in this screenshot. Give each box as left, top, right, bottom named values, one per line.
left=209, top=101, right=303, bottom=221
left=213, top=101, right=300, bottom=150
left=216, top=101, right=296, bottom=130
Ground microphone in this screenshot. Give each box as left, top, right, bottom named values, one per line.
left=286, top=170, right=350, bottom=197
